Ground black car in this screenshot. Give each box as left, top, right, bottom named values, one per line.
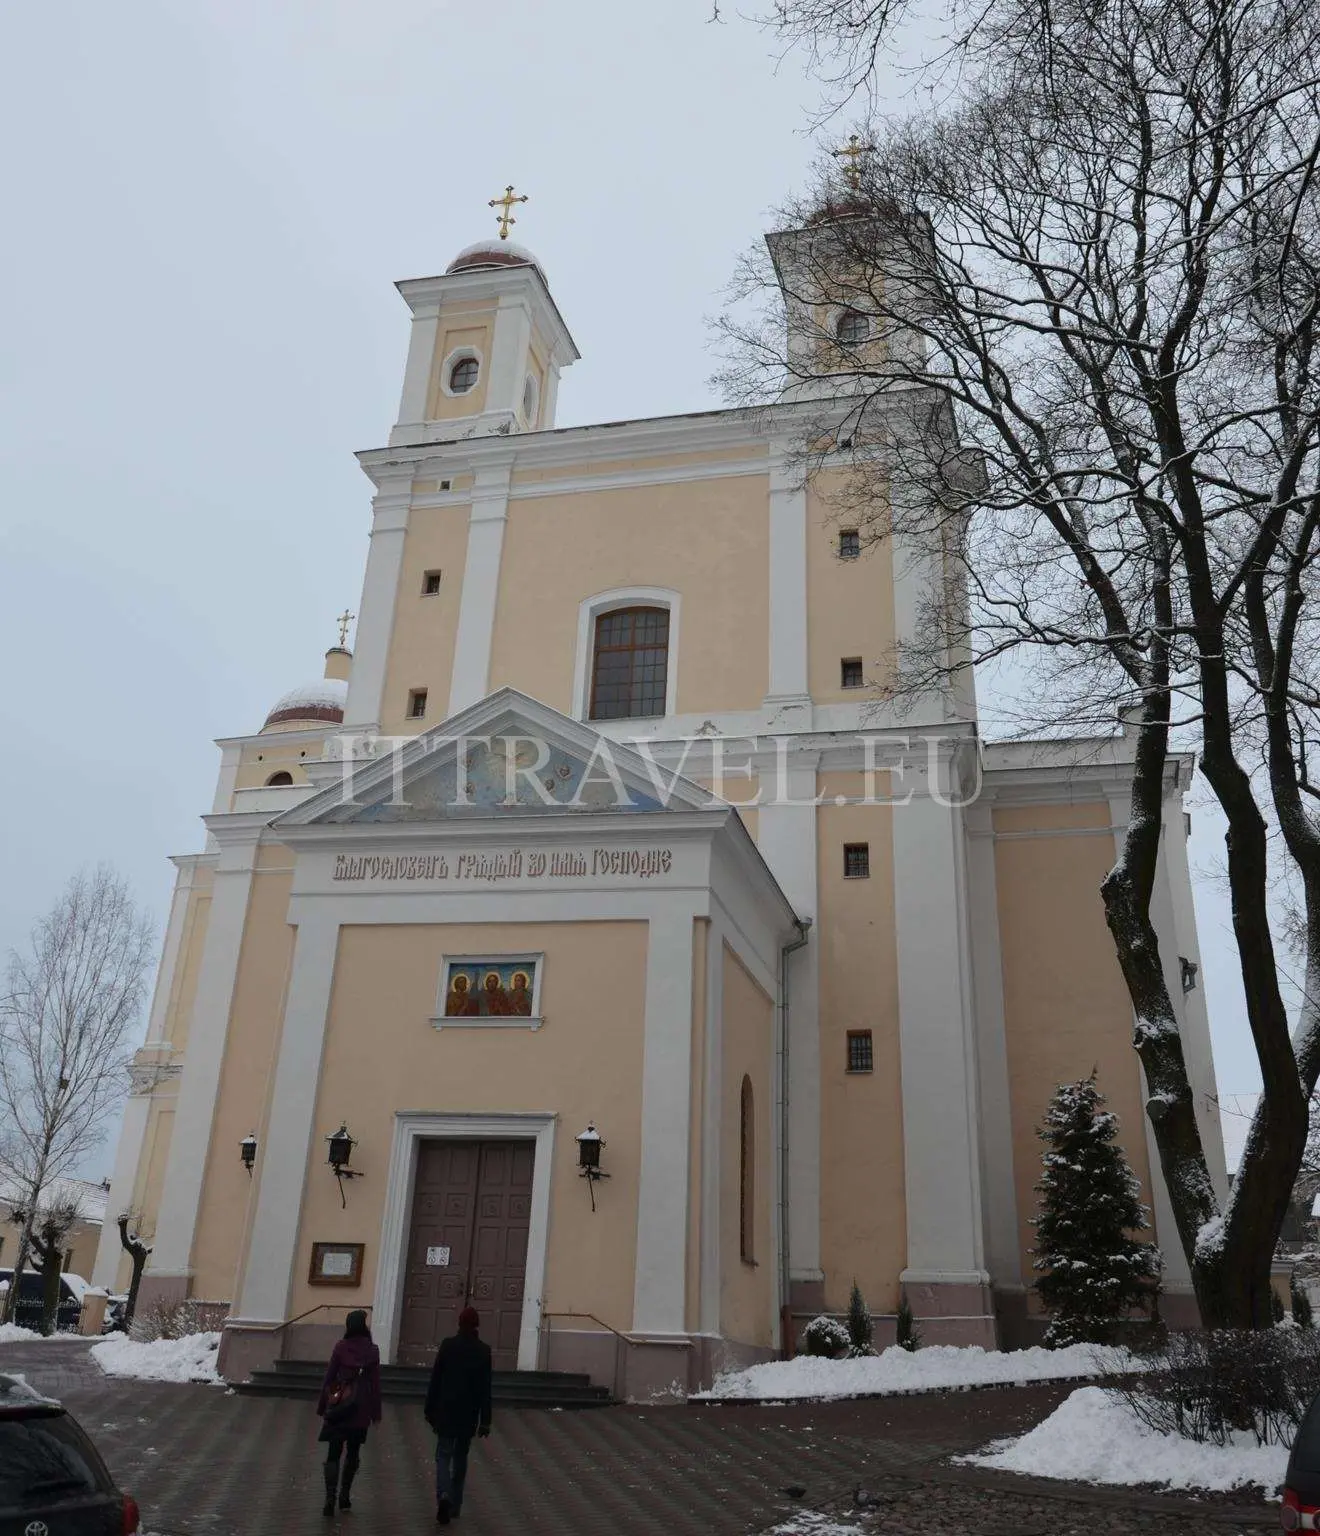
left=0, top=1373, right=140, bottom=1535
left=0, top=1269, right=84, bottom=1333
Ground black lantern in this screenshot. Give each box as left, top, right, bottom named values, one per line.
left=240, top=1133, right=258, bottom=1175
left=575, top=1123, right=608, bottom=1211
left=326, top=1123, right=363, bottom=1206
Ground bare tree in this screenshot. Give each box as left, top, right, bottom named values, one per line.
left=0, top=867, right=153, bottom=1324
left=722, top=0, right=1320, bottom=1325
left=8, top=1193, right=83, bottom=1335
left=115, top=1211, right=152, bottom=1332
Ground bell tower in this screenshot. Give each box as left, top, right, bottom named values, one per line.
left=389, top=188, right=579, bottom=445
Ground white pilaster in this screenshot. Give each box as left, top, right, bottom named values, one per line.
left=755, top=754, right=822, bottom=1283
left=148, top=827, right=262, bottom=1280
left=698, top=923, right=725, bottom=1333
left=395, top=301, right=442, bottom=429
left=486, top=295, right=533, bottom=425
left=448, top=460, right=513, bottom=714
left=91, top=1094, right=151, bottom=1290
left=764, top=451, right=810, bottom=717
left=964, top=799, right=1020, bottom=1286
left=632, top=906, right=698, bottom=1334
left=893, top=781, right=988, bottom=1283
left=230, top=915, right=342, bottom=1324
left=343, top=475, right=412, bottom=730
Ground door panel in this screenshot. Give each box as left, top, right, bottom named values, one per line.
left=396, top=1139, right=534, bottom=1370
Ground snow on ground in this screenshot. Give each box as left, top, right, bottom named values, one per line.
left=962, top=1386, right=1288, bottom=1495
left=697, top=1343, right=1134, bottom=1401
left=90, top=1332, right=222, bottom=1384
left=766, top=1515, right=867, bottom=1536
left=0, top=1323, right=86, bottom=1343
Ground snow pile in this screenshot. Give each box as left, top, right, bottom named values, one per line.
left=963, top=1386, right=1288, bottom=1494
left=0, top=1323, right=85, bottom=1344
left=91, top=1331, right=221, bottom=1384
left=698, top=1343, right=1134, bottom=1401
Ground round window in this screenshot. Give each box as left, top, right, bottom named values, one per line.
left=449, top=356, right=479, bottom=394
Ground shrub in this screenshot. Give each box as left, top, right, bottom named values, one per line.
left=801, top=1315, right=851, bottom=1358
left=845, top=1282, right=875, bottom=1357
left=895, top=1289, right=921, bottom=1352
left=1115, top=1328, right=1320, bottom=1446
left=129, top=1296, right=203, bottom=1343
left=1294, top=1277, right=1314, bottom=1331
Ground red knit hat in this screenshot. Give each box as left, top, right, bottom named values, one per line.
left=458, top=1306, right=480, bottom=1332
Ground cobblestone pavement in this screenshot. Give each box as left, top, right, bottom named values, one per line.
left=0, top=1340, right=1277, bottom=1535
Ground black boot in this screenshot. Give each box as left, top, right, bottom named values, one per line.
left=339, top=1467, right=355, bottom=1511
left=323, top=1461, right=338, bottom=1518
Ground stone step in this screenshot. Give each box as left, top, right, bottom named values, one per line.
left=232, top=1362, right=613, bottom=1409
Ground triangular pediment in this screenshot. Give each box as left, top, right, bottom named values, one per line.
left=274, top=689, right=714, bottom=827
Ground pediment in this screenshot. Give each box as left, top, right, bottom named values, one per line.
left=275, top=689, right=713, bottom=827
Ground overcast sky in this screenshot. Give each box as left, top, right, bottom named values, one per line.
left=0, top=0, right=1260, bottom=1183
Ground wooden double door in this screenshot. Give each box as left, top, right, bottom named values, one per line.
left=396, top=1139, right=533, bottom=1369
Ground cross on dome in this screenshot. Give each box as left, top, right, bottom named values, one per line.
left=336, top=609, right=355, bottom=649
left=488, top=184, right=528, bottom=240
left=831, top=134, right=875, bottom=190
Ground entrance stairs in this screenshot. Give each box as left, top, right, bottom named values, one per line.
left=233, top=1358, right=614, bottom=1410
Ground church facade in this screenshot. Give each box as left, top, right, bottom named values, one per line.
left=93, top=211, right=1227, bottom=1394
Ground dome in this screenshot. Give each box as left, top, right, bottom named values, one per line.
left=262, top=676, right=348, bottom=730
left=446, top=239, right=544, bottom=278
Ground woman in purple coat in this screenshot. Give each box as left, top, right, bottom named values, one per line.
left=315, top=1309, right=382, bottom=1516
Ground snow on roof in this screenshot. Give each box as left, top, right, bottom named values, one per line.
left=0, top=1175, right=108, bottom=1225
left=268, top=677, right=348, bottom=716
left=448, top=238, right=542, bottom=271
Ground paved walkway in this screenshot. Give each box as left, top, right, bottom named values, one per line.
left=0, top=1340, right=1274, bottom=1535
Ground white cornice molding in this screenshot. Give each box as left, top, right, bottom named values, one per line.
left=395, top=265, right=579, bottom=365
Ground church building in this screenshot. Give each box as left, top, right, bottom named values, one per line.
left=93, top=189, right=1227, bottom=1395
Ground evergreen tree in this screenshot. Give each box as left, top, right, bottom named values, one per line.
left=895, top=1289, right=921, bottom=1352
left=1294, top=1276, right=1314, bottom=1330
left=1032, top=1074, right=1162, bottom=1347
left=846, top=1282, right=875, bottom=1356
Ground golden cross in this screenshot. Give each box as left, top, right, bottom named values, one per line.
left=488, top=184, right=528, bottom=240
left=336, top=609, right=355, bottom=649
left=831, top=134, right=875, bottom=190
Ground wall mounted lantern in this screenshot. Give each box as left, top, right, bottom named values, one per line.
left=327, top=1123, right=363, bottom=1207
left=239, top=1133, right=258, bottom=1176
left=1180, top=956, right=1200, bottom=994
left=576, top=1122, right=609, bottom=1211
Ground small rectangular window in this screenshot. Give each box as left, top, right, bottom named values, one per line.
left=422, top=570, right=442, bottom=595
left=408, top=689, right=428, bottom=720
left=841, top=657, right=864, bottom=689
left=839, top=529, right=860, bottom=559
left=847, top=1030, right=874, bottom=1073
left=844, top=843, right=870, bottom=879
left=439, top=478, right=453, bottom=492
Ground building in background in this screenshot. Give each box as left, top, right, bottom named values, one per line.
left=93, top=195, right=1227, bottom=1392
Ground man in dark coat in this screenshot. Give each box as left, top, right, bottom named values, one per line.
left=424, top=1305, right=492, bottom=1524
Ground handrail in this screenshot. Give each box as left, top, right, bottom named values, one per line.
left=270, top=1302, right=374, bottom=1337
left=539, top=1309, right=652, bottom=1347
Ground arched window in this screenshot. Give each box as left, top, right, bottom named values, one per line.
left=589, top=606, right=669, bottom=720
left=740, top=1075, right=755, bottom=1264
left=265, top=771, right=294, bottom=787
left=835, top=309, right=870, bottom=345
left=449, top=356, right=479, bottom=394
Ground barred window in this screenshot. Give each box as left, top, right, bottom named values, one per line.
left=841, top=657, right=864, bottom=688
left=844, top=843, right=870, bottom=879
left=839, top=529, right=860, bottom=559
left=847, top=1030, right=874, bottom=1073
left=408, top=688, right=428, bottom=719
left=835, top=310, right=870, bottom=344
left=449, top=356, right=479, bottom=394
left=422, top=570, right=442, bottom=595
left=589, top=607, right=670, bottom=720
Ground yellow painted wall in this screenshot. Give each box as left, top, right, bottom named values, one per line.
left=190, top=850, right=296, bottom=1301
left=487, top=473, right=771, bottom=716
left=993, top=802, right=1155, bottom=1289
left=110, top=1102, right=176, bottom=1291
left=427, top=317, right=493, bottom=420
left=378, top=503, right=472, bottom=733
left=806, top=475, right=895, bottom=704
left=236, top=738, right=327, bottom=791
left=815, top=774, right=905, bottom=1309
left=290, top=920, right=649, bottom=1333
left=720, top=943, right=775, bottom=1347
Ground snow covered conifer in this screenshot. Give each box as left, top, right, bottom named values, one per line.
left=845, top=1281, right=875, bottom=1356
left=1031, top=1073, right=1161, bottom=1347
left=895, top=1289, right=921, bottom=1352
left=1293, top=1276, right=1314, bottom=1330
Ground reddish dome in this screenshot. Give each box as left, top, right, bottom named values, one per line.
left=446, top=238, right=544, bottom=278
left=262, top=677, right=348, bottom=730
